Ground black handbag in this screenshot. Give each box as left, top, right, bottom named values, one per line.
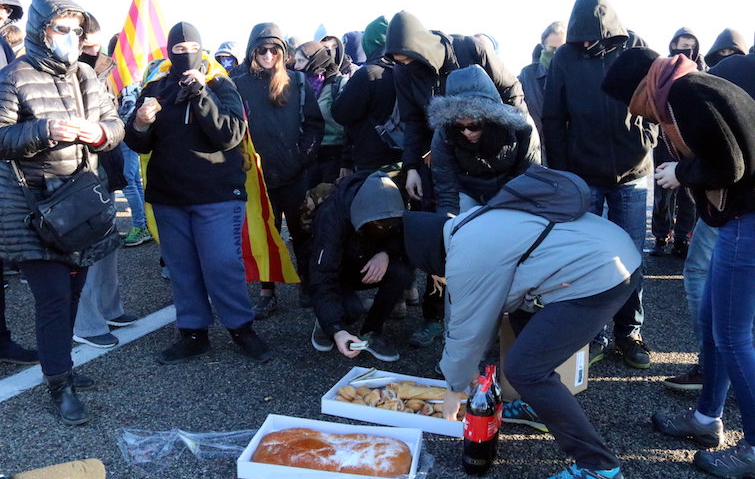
left=10, top=157, right=116, bottom=253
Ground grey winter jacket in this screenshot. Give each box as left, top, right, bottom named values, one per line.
left=427, top=65, right=540, bottom=216
left=0, top=0, right=124, bottom=266
left=440, top=208, right=641, bottom=392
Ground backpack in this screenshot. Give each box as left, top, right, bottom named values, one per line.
left=373, top=62, right=404, bottom=151
left=451, top=163, right=591, bottom=265
left=300, top=182, right=336, bottom=234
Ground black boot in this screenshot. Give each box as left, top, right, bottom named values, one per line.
left=73, top=372, right=95, bottom=391
left=0, top=330, right=39, bottom=365
left=229, top=323, right=272, bottom=363
left=46, top=370, right=89, bottom=426
left=157, top=329, right=210, bottom=365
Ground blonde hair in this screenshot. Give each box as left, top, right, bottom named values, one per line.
left=251, top=45, right=290, bottom=107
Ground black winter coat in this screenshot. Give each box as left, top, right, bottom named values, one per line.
left=0, top=0, right=124, bottom=267
left=124, top=73, right=248, bottom=206
left=331, top=57, right=402, bottom=171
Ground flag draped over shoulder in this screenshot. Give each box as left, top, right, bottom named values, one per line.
left=111, top=0, right=169, bottom=92
left=140, top=57, right=300, bottom=284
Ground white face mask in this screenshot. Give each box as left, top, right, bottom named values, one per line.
left=50, top=32, right=80, bottom=64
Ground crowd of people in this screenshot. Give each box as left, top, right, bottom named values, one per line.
left=0, top=0, right=752, bottom=478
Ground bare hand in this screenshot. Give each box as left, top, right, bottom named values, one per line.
left=334, top=330, right=362, bottom=358
left=655, top=162, right=680, bottom=189
left=181, top=69, right=206, bottom=87
left=361, top=251, right=389, bottom=284
left=134, top=102, right=159, bottom=129
left=48, top=119, right=80, bottom=142
left=405, top=169, right=423, bottom=201
left=67, top=118, right=104, bottom=144
left=443, top=390, right=464, bottom=421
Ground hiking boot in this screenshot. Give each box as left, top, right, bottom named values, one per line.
left=229, top=323, right=273, bottom=363
left=72, top=372, right=95, bottom=391
left=649, top=237, right=668, bottom=256
left=254, top=291, right=278, bottom=319
left=409, top=321, right=444, bottom=348
left=73, top=333, right=119, bottom=349
left=652, top=408, right=725, bottom=448
left=694, top=439, right=755, bottom=478
left=614, top=335, right=651, bottom=369
left=107, top=313, right=138, bottom=327
left=546, top=464, right=623, bottom=479
left=123, top=227, right=153, bottom=247
left=663, top=364, right=704, bottom=391
left=405, top=287, right=420, bottom=306
left=359, top=331, right=399, bottom=362
left=501, top=399, right=549, bottom=432
left=311, top=321, right=334, bottom=352
left=46, top=370, right=89, bottom=426
left=157, top=329, right=210, bottom=365
left=0, top=338, right=39, bottom=364
left=672, top=239, right=689, bottom=259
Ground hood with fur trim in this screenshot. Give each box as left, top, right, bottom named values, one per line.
left=427, top=64, right=528, bottom=132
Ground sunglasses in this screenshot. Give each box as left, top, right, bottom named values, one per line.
left=452, top=121, right=483, bottom=133
left=255, top=46, right=280, bottom=56
left=50, top=24, right=84, bottom=36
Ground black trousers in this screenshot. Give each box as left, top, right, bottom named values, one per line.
left=504, top=269, right=640, bottom=470
left=18, top=260, right=88, bottom=376
left=341, top=256, right=412, bottom=335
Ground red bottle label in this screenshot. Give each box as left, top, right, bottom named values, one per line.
left=463, top=413, right=498, bottom=442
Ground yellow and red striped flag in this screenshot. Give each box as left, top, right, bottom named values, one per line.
left=111, top=0, right=169, bottom=92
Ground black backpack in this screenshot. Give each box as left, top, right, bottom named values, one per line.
left=451, top=164, right=591, bottom=265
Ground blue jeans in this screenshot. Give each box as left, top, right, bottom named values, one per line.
left=589, top=178, right=647, bottom=338
left=153, top=201, right=254, bottom=330
left=696, top=213, right=755, bottom=445
left=120, top=142, right=146, bottom=229
left=683, top=219, right=719, bottom=362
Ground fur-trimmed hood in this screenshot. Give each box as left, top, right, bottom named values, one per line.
left=427, top=64, right=527, bottom=131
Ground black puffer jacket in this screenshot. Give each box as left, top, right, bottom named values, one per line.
left=385, top=11, right=524, bottom=171
left=0, top=0, right=124, bottom=266
left=542, top=0, right=658, bottom=187
left=231, top=23, right=324, bottom=189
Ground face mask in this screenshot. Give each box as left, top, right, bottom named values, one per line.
left=51, top=32, right=80, bottom=65
left=79, top=51, right=98, bottom=68
left=670, top=48, right=695, bottom=60
left=169, top=49, right=203, bottom=78
left=539, top=49, right=555, bottom=68
left=219, top=56, right=237, bottom=71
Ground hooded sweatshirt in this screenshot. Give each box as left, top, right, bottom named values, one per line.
left=668, top=27, right=706, bottom=70
left=428, top=65, right=541, bottom=215
left=214, top=40, right=242, bottom=71
left=542, top=0, right=658, bottom=187
left=231, top=23, right=324, bottom=189
left=310, top=171, right=406, bottom=336
left=331, top=15, right=402, bottom=172
left=384, top=10, right=523, bottom=171
left=0, top=0, right=124, bottom=266
left=704, top=28, right=748, bottom=68
left=342, top=31, right=366, bottom=65
left=298, top=40, right=346, bottom=147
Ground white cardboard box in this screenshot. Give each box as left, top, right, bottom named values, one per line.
left=237, top=414, right=423, bottom=479
left=321, top=367, right=464, bottom=438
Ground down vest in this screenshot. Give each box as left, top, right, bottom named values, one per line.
left=0, top=0, right=124, bottom=266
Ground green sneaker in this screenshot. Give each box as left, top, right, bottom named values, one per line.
left=409, top=321, right=444, bottom=347
left=123, top=227, right=153, bottom=247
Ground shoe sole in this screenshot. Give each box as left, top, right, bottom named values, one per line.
left=239, top=349, right=274, bottom=363
left=61, top=415, right=90, bottom=426
left=311, top=327, right=334, bottom=352
left=622, top=357, right=651, bottom=369
left=662, top=380, right=703, bottom=391
left=124, top=237, right=153, bottom=247
left=72, top=335, right=119, bottom=348
left=363, top=346, right=399, bottom=362
left=588, top=352, right=605, bottom=366
left=501, top=418, right=549, bottom=433
left=157, top=349, right=210, bottom=365
left=106, top=319, right=138, bottom=327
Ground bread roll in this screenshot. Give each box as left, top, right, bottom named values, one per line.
left=253, top=427, right=412, bottom=478
left=338, top=385, right=358, bottom=401
left=397, top=384, right=468, bottom=401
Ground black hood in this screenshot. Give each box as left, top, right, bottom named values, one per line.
left=668, top=27, right=706, bottom=69
left=403, top=212, right=448, bottom=278
left=705, top=28, right=747, bottom=67
left=243, top=22, right=286, bottom=69
left=297, top=40, right=338, bottom=77
left=566, top=0, right=628, bottom=44
left=167, top=22, right=203, bottom=78
left=25, top=0, right=88, bottom=75
left=385, top=10, right=445, bottom=73
left=342, top=31, right=366, bottom=65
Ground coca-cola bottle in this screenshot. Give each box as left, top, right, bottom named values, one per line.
left=485, top=365, right=503, bottom=449
left=462, top=376, right=499, bottom=475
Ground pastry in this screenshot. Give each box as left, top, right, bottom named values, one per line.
left=338, top=385, right=358, bottom=401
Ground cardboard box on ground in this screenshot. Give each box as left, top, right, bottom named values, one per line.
left=499, top=313, right=589, bottom=402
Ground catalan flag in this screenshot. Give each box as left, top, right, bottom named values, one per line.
left=140, top=57, right=300, bottom=284
left=111, top=0, right=169, bottom=92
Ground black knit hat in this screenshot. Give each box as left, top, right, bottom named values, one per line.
left=601, top=47, right=659, bottom=106
left=403, top=212, right=448, bottom=277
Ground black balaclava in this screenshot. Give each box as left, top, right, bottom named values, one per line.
left=167, top=22, right=202, bottom=78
